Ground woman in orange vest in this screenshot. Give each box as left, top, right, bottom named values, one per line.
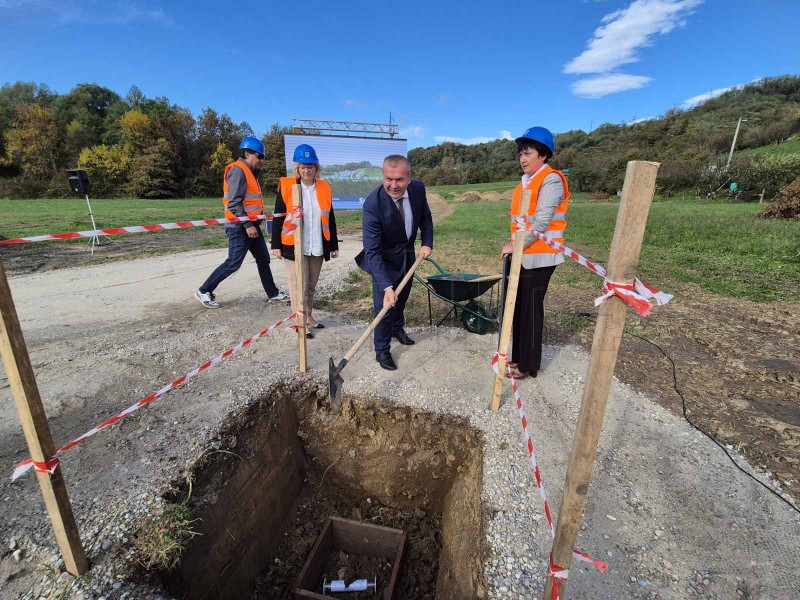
left=500, top=127, right=569, bottom=379
left=272, top=144, right=339, bottom=338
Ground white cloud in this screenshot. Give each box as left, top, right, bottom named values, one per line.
left=681, top=77, right=762, bottom=108
left=565, top=0, right=703, bottom=75
left=1, top=0, right=173, bottom=25
left=572, top=73, right=653, bottom=98
left=344, top=99, right=362, bottom=108
left=433, top=130, right=512, bottom=145
left=400, top=125, right=427, bottom=138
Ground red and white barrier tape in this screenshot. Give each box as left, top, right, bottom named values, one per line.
left=512, top=216, right=673, bottom=316
left=0, top=213, right=290, bottom=246
left=290, top=308, right=306, bottom=330
left=492, top=352, right=608, bottom=598
left=32, top=457, right=60, bottom=476
left=280, top=206, right=304, bottom=236
left=11, top=312, right=298, bottom=480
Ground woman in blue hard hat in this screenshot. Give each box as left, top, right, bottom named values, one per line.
left=272, top=144, right=339, bottom=337
left=195, top=136, right=289, bottom=309
left=500, top=127, right=570, bottom=378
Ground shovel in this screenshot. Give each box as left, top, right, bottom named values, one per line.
left=329, top=252, right=427, bottom=404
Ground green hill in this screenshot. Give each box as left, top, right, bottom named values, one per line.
left=409, top=75, right=800, bottom=196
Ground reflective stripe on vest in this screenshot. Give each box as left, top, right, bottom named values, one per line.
left=509, top=166, right=570, bottom=255
left=222, top=160, right=263, bottom=221
left=278, top=177, right=332, bottom=246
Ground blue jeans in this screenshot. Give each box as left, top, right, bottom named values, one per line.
left=200, top=226, right=279, bottom=297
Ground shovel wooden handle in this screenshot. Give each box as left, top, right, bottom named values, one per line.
left=343, top=252, right=427, bottom=363
left=470, top=274, right=502, bottom=283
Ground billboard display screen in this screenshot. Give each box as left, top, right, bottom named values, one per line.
left=283, top=134, right=407, bottom=209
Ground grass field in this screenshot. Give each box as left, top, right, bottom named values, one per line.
left=1, top=194, right=797, bottom=302
left=0, top=197, right=362, bottom=242
left=738, top=137, right=800, bottom=157
left=425, top=195, right=799, bottom=303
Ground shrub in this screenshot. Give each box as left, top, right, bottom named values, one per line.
left=761, top=176, right=800, bottom=219
left=728, top=154, right=800, bottom=197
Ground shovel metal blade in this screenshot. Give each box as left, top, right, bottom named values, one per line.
left=328, top=357, right=347, bottom=405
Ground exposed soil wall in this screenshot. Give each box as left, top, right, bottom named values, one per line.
left=161, top=391, right=309, bottom=600
left=156, top=382, right=485, bottom=600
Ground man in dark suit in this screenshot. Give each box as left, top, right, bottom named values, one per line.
left=355, top=155, right=433, bottom=370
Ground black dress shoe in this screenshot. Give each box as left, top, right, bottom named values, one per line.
left=391, top=329, right=415, bottom=345
left=376, top=351, right=397, bottom=370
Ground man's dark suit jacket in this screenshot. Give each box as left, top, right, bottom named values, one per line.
left=355, top=180, right=434, bottom=288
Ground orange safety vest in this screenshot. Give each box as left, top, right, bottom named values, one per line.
left=278, top=177, right=332, bottom=247
left=509, top=165, right=570, bottom=254
left=223, top=159, right=263, bottom=222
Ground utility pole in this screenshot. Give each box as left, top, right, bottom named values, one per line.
left=725, top=117, right=747, bottom=171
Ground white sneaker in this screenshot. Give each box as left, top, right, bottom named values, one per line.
left=268, top=291, right=290, bottom=302
left=195, top=290, right=220, bottom=308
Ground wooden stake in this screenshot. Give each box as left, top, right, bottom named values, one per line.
left=489, top=189, right=531, bottom=411
left=293, top=184, right=308, bottom=373
left=759, top=188, right=765, bottom=204
left=544, top=161, right=659, bottom=599
left=0, top=258, right=89, bottom=576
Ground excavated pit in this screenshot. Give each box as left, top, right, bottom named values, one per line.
left=156, top=381, right=485, bottom=600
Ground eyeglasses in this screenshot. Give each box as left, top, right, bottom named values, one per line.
left=255, top=153, right=265, bottom=160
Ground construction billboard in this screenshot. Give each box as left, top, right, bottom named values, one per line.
left=283, top=133, right=408, bottom=209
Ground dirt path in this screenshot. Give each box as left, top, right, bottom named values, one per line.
left=1, top=200, right=798, bottom=599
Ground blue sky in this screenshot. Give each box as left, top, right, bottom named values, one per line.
left=2, top=0, right=798, bottom=149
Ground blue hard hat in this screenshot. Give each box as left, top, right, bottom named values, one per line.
left=515, top=126, right=555, bottom=155
left=293, top=144, right=319, bottom=164
left=239, top=136, right=266, bottom=156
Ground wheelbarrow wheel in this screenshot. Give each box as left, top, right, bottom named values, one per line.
left=462, top=301, right=491, bottom=335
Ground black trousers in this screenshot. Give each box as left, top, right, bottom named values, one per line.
left=505, top=260, right=556, bottom=373
left=371, top=252, right=414, bottom=354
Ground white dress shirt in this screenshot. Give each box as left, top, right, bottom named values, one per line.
left=301, top=181, right=324, bottom=256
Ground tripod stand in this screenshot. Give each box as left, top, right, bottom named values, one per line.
left=83, top=193, right=112, bottom=255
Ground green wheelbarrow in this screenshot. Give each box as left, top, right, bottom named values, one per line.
left=414, top=257, right=503, bottom=335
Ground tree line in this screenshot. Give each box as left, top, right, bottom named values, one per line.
left=0, top=82, right=289, bottom=199
left=1, top=76, right=798, bottom=199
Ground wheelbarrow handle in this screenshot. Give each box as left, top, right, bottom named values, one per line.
left=342, top=252, right=427, bottom=363
left=424, top=256, right=447, bottom=274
